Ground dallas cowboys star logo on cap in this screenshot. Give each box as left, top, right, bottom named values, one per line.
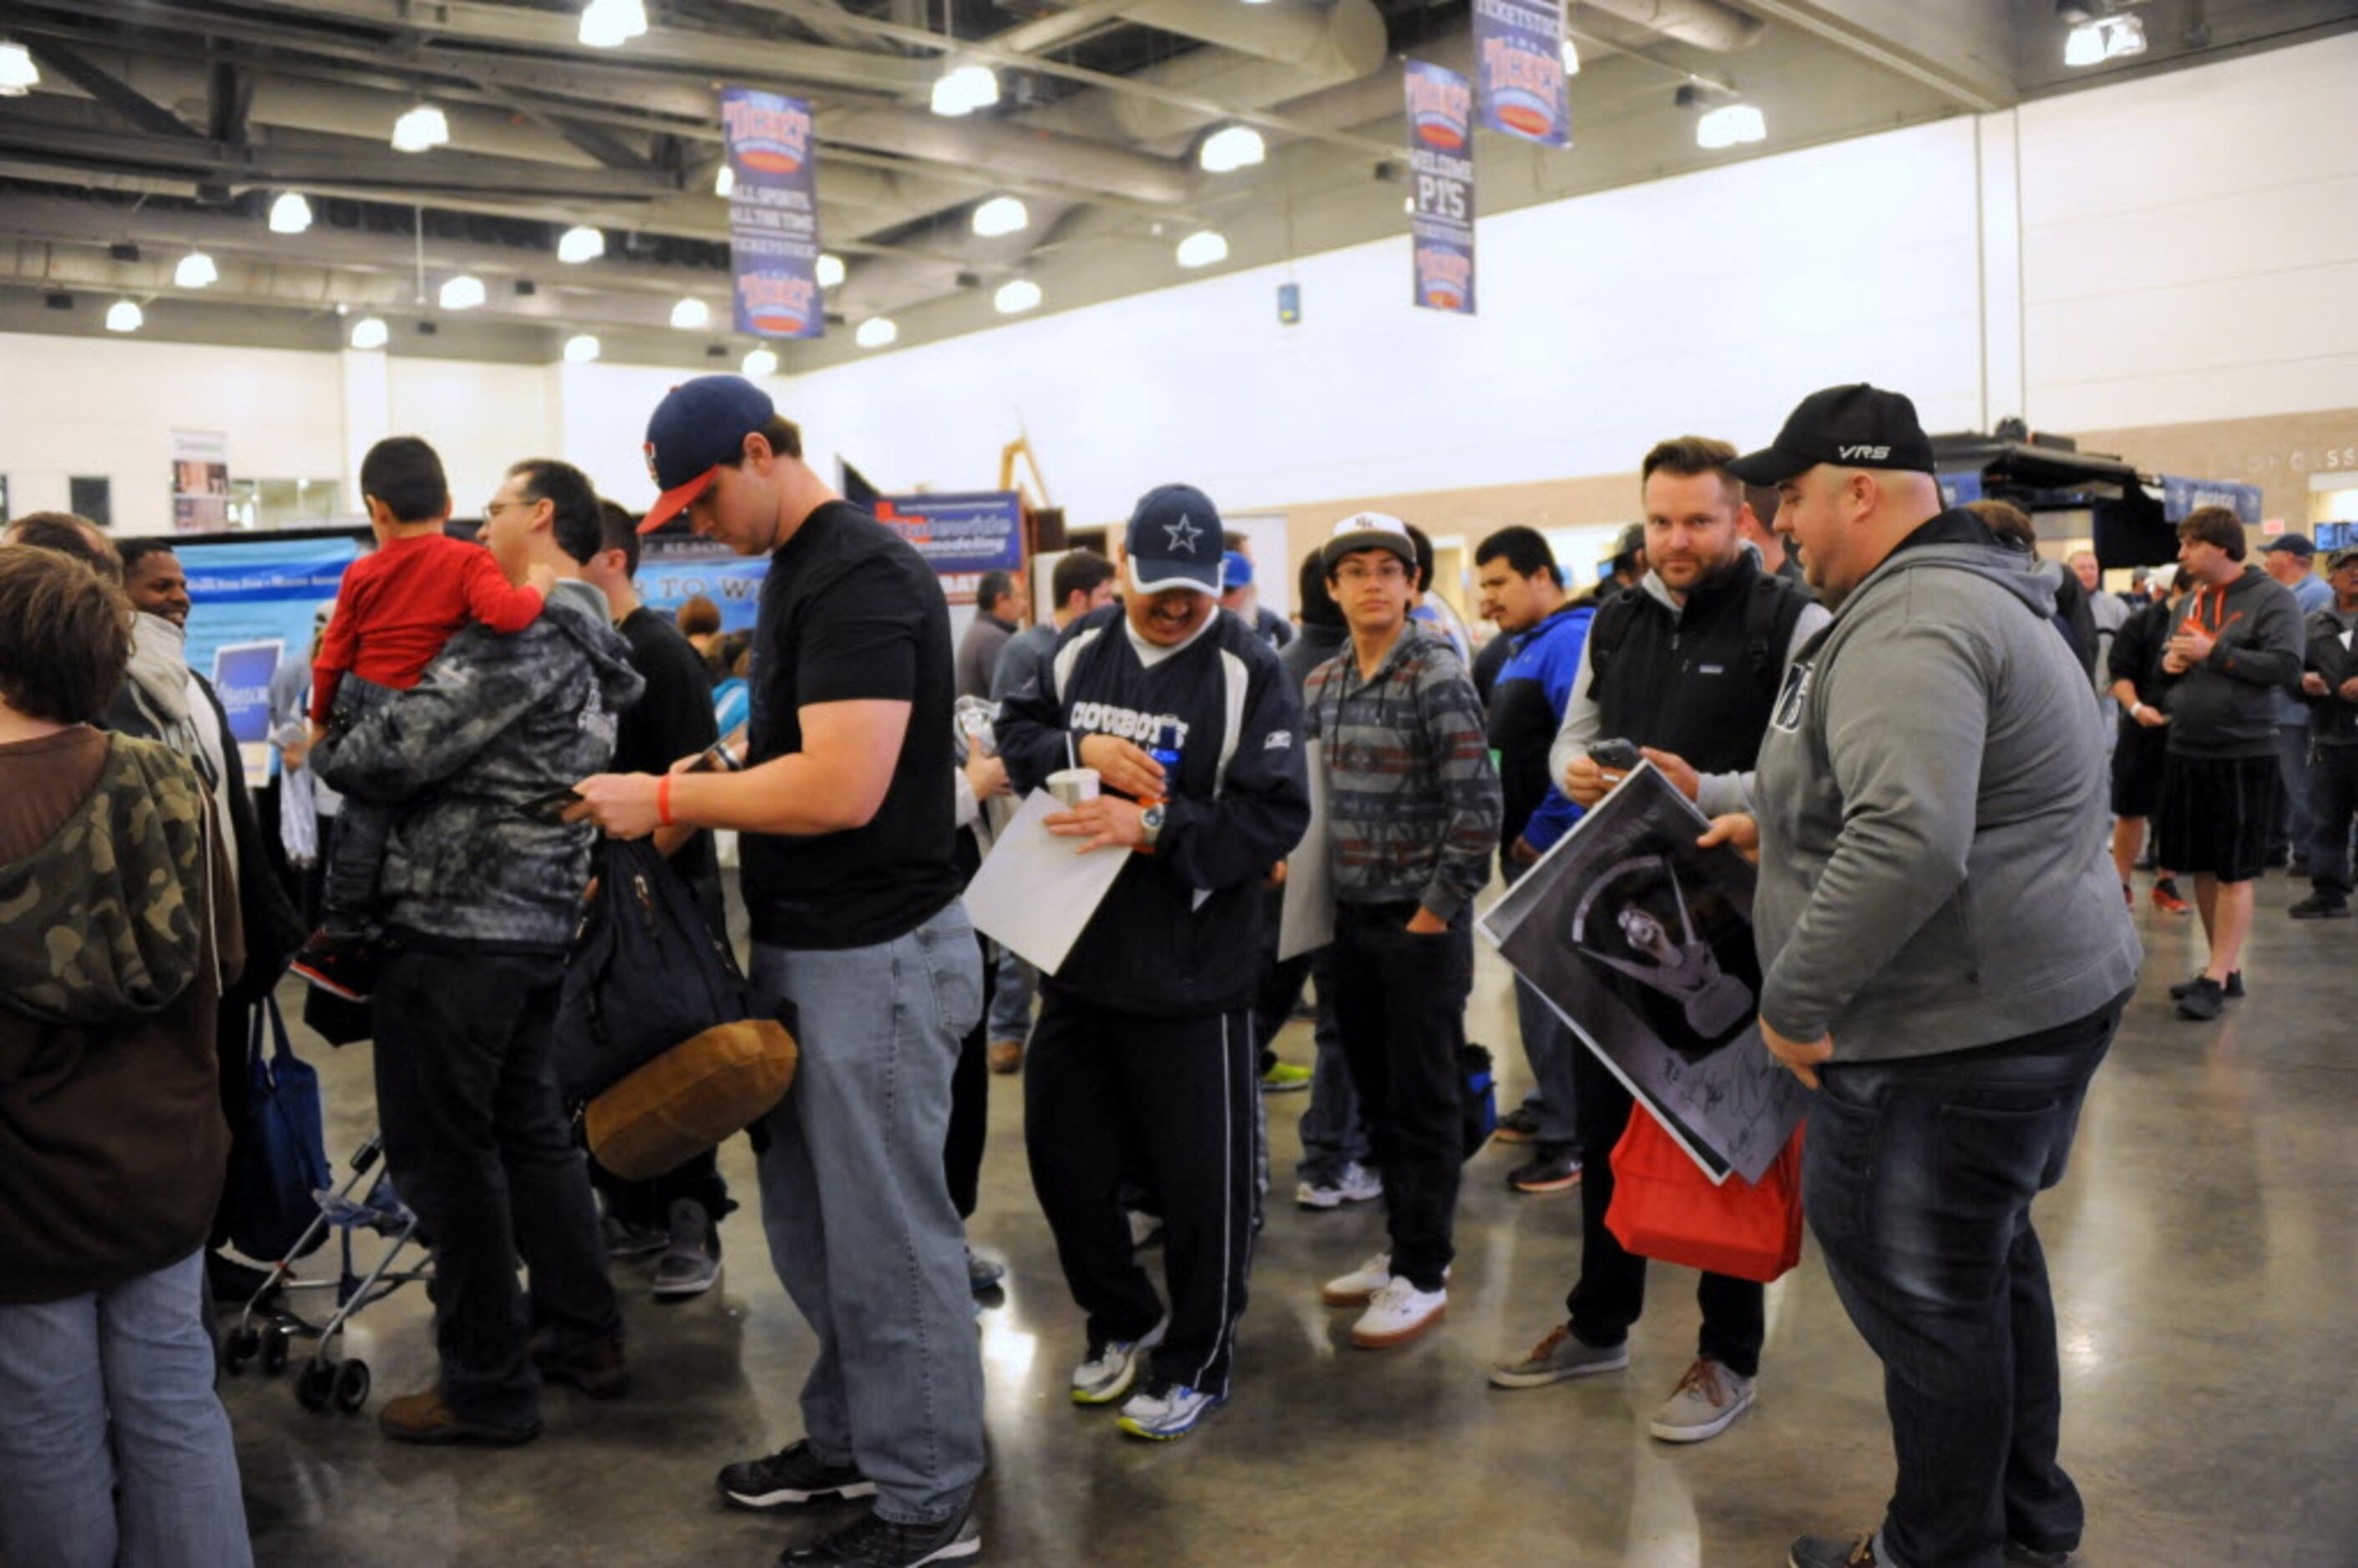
left=1165, top=514, right=1202, bottom=555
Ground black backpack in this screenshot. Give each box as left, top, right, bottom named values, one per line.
left=554, top=837, right=778, bottom=1106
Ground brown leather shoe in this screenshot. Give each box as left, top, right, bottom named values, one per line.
left=533, top=1335, right=630, bottom=1400
left=377, top=1388, right=540, bottom=1446
left=987, top=1039, right=1024, bottom=1075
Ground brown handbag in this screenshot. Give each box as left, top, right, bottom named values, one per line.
left=583, top=1016, right=797, bottom=1181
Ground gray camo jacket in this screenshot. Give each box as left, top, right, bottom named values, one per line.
left=314, top=578, right=644, bottom=951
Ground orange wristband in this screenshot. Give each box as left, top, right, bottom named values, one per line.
left=656, top=774, right=676, bottom=827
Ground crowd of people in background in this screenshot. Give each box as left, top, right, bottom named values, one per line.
left=4, top=373, right=2352, bottom=1568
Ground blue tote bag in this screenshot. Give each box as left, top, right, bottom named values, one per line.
left=227, top=994, right=332, bottom=1262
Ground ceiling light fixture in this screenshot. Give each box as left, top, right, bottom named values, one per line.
left=0, top=39, right=38, bottom=96
left=392, top=103, right=450, bottom=154
left=439, top=274, right=486, bottom=310
left=816, top=253, right=846, bottom=288
left=350, top=316, right=390, bottom=350
left=855, top=316, right=898, bottom=349
left=714, top=163, right=735, bottom=198
left=564, top=332, right=601, bottom=363
left=972, top=195, right=1029, bottom=237
left=268, top=191, right=312, bottom=234
left=557, top=225, right=605, bottom=264
left=670, top=297, right=711, bottom=329
left=994, top=278, right=1041, bottom=315
left=1561, top=36, right=1581, bottom=75
left=1198, top=124, right=1266, bottom=174
left=1695, top=102, right=1767, bottom=149
left=106, top=300, right=144, bottom=333
left=930, top=63, right=999, bottom=118
left=577, top=0, right=648, bottom=48
left=742, top=346, right=780, bottom=377
left=1175, top=230, right=1228, bottom=269
left=174, top=251, right=218, bottom=288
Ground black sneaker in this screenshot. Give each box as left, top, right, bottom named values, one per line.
left=652, top=1199, right=722, bottom=1301
left=290, top=928, right=378, bottom=1002
left=2004, top=1540, right=2072, bottom=1565
left=781, top=1507, right=979, bottom=1567
left=1506, top=1141, right=1583, bottom=1194
left=2175, top=977, right=2226, bottom=1020
left=2167, top=969, right=2243, bottom=1000
left=1789, top=1534, right=1882, bottom=1567
left=2288, top=893, right=2350, bottom=919
left=1492, top=1105, right=1542, bottom=1145
left=718, top=1439, right=878, bottom=1510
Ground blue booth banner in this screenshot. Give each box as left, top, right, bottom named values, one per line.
left=1404, top=60, right=1477, bottom=315
left=211, top=640, right=283, bottom=790
left=2159, top=476, right=2264, bottom=529
left=1472, top=0, right=1571, bottom=149
left=175, top=535, right=361, bottom=704
left=722, top=86, right=824, bottom=339
left=639, top=536, right=769, bottom=634
left=1936, top=470, right=1986, bottom=507
left=875, top=492, right=1025, bottom=605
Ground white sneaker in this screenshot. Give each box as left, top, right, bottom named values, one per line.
left=1294, top=1161, right=1384, bottom=1211
left=1350, top=1277, right=1448, bottom=1349
left=1070, top=1318, right=1168, bottom=1405
left=1319, top=1252, right=1392, bottom=1308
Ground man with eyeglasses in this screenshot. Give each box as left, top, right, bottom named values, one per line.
left=1303, top=513, right=1500, bottom=1352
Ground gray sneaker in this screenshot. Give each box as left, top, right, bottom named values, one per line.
left=1487, top=1323, right=1629, bottom=1388
left=1649, top=1356, right=1754, bottom=1442
left=652, top=1199, right=721, bottom=1301
left=1295, top=1161, right=1384, bottom=1210
left=602, top=1211, right=667, bottom=1259
left=1070, top=1317, right=1168, bottom=1405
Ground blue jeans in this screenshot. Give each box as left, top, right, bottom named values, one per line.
left=0, top=1249, right=253, bottom=1568
left=1502, top=857, right=1579, bottom=1146
left=1293, top=947, right=1370, bottom=1184
left=749, top=901, right=987, bottom=1526
left=986, top=942, right=1035, bottom=1044
left=1805, top=1002, right=2120, bottom=1568
left=2275, top=721, right=2315, bottom=858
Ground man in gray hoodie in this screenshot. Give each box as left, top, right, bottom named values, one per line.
left=1716, top=385, right=2141, bottom=1568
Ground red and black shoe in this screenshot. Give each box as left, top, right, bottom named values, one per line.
left=290, top=928, right=379, bottom=1002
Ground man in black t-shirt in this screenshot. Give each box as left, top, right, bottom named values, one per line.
left=579, top=498, right=733, bottom=1302
left=574, top=377, right=984, bottom=1568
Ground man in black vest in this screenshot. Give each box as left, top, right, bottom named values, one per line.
left=1490, top=436, right=1824, bottom=1444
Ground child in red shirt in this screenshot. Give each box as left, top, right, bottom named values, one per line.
left=291, top=437, right=552, bottom=1000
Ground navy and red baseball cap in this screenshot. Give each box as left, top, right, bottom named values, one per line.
left=638, top=375, right=777, bottom=534
left=1728, top=383, right=1938, bottom=486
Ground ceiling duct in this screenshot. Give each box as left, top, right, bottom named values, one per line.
left=1580, top=0, right=1766, bottom=53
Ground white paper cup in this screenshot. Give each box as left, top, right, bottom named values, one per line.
left=1046, top=767, right=1101, bottom=807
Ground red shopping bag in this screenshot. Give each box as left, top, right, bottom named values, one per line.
left=1603, top=1106, right=1806, bottom=1284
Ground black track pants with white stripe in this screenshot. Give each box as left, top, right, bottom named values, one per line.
left=1025, top=989, right=1258, bottom=1400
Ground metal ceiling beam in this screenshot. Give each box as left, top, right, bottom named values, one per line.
left=1727, top=0, right=2016, bottom=111
left=205, top=61, right=255, bottom=145
left=23, top=39, right=204, bottom=142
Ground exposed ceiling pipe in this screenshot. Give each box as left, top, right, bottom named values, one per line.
left=818, top=106, right=1198, bottom=205
left=1018, top=0, right=1389, bottom=147
left=1579, top=0, right=1765, bottom=53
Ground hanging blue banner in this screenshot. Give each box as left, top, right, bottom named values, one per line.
left=1473, top=0, right=1571, bottom=149
left=2159, top=476, right=2263, bottom=528
left=874, top=492, right=1025, bottom=605
left=174, top=535, right=360, bottom=692
left=639, top=536, right=770, bottom=635
left=1404, top=60, right=1477, bottom=316
left=722, top=86, right=824, bottom=339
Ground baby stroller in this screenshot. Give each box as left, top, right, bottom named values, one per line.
left=221, top=1131, right=432, bottom=1416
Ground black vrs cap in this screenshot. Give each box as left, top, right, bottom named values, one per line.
left=1728, top=383, right=1939, bottom=485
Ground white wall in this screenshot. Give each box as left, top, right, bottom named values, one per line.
left=3, top=33, right=2351, bottom=534
left=0, top=333, right=344, bottom=529
left=2017, top=33, right=2358, bottom=432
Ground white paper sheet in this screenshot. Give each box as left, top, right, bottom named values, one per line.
left=1277, top=738, right=1335, bottom=961
left=963, top=788, right=1133, bottom=976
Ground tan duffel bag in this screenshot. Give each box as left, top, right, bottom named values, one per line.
left=584, top=1015, right=797, bottom=1181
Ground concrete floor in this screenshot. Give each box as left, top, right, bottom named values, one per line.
left=223, top=875, right=2358, bottom=1567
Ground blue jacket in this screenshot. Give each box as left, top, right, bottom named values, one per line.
left=1487, top=601, right=1591, bottom=863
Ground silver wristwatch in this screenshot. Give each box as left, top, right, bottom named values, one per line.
left=1139, top=802, right=1166, bottom=851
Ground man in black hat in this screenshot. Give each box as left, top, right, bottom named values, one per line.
left=1709, top=384, right=2141, bottom=1568
left=571, top=377, right=985, bottom=1568
left=994, top=483, right=1308, bottom=1443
